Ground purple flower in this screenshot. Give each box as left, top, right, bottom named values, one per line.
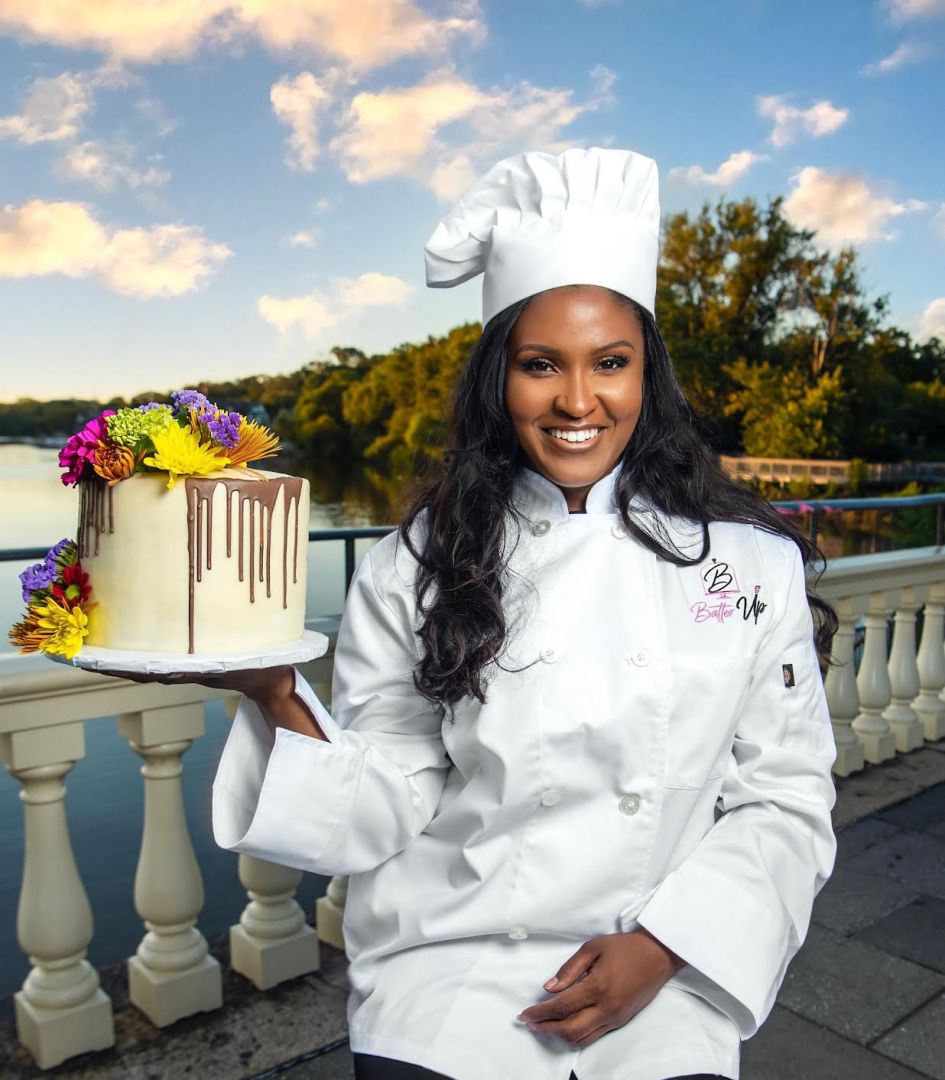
left=171, top=389, right=211, bottom=416
left=20, top=561, right=56, bottom=603
left=138, top=402, right=165, bottom=413
left=46, top=538, right=77, bottom=572
left=203, top=409, right=243, bottom=449
left=59, top=410, right=116, bottom=486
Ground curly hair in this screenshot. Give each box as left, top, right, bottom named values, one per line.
left=399, top=289, right=838, bottom=710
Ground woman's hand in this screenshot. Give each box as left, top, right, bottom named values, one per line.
left=89, top=664, right=295, bottom=708
left=515, top=929, right=686, bottom=1047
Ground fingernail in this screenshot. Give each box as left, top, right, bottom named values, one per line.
left=543, top=977, right=558, bottom=989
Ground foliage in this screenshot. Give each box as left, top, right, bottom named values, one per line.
left=3, top=196, right=945, bottom=476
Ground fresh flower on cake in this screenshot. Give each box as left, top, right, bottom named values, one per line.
left=9, top=389, right=285, bottom=659
left=57, top=388, right=281, bottom=490
left=9, top=540, right=95, bottom=659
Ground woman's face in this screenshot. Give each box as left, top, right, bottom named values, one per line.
left=504, top=285, right=645, bottom=512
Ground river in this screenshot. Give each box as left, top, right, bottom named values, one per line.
left=0, top=445, right=396, bottom=999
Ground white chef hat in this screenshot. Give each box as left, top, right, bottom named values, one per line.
left=423, top=146, right=661, bottom=326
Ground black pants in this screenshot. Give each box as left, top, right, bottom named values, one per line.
left=353, top=1052, right=723, bottom=1079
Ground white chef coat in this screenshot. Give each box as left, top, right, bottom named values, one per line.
left=212, top=462, right=838, bottom=1080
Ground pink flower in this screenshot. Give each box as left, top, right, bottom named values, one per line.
left=59, top=411, right=116, bottom=486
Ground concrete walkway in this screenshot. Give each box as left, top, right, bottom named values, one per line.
left=2, top=743, right=944, bottom=1080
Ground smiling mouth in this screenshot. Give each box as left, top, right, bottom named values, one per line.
left=543, top=426, right=605, bottom=445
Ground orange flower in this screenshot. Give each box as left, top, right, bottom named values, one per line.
left=93, top=439, right=142, bottom=485
left=8, top=615, right=48, bottom=653
left=225, top=420, right=280, bottom=467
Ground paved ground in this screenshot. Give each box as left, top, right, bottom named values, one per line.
left=2, top=744, right=944, bottom=1080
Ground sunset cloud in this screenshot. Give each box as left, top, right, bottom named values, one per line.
left=783, top=167, right=926, bottom=246
left=668, top=150, right=768, bottom=188
left=56, top=140, right=169, bottom=191
left=329, top=64, right=614, bottom=200
left=0, top=72, right=93, bottom=144
left=917, top=297, right=945, bottom=342
left=0, top=0, right=484, bottom=67
left=257, top=270, right=411, bottom=339
left=0, top=198, right=230, bottom=296
left=285, top=227, right=321, bottom=247
left=757, top=94, right=849, bottom=147
left=859, top=41, right=930, bottom=75
left=270, top=71, right=334, bottom=171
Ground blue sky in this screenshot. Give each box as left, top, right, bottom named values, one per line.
left=1, top=0, right=943, bottom=402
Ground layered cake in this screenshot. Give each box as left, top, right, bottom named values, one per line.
left=10, top=390, right=309, bottom=659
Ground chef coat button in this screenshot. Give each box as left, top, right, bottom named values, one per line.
left=619, top=794, right=641, bottom=815
left=508, top=926, right=529, bottom=940
left=630, top=647, right=651, bottom=667
left=532, top=519, right=551, bottom=537
left=540, top=788, right=561, bottom=806
left=539, top=647, right=557, bottom=663
left=611, top=521, right=628, bottom=539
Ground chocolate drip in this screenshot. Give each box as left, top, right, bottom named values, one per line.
left=77, top=477, right=113, bottom=558
left=183, top=475, right=304, bottom=654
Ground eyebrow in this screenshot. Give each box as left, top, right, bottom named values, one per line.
left=513, top=339, right=637, bottom=356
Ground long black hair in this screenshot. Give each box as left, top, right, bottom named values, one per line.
left=400, top=288, right=838, bottom=709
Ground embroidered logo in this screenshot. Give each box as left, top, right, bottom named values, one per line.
left=736, top=585, right=768, bottom=625
left=690, top=598, right=736, bottom=623
left=782, top=663, right=795, bottom=688
left=701, top=557, right=740, bottom=598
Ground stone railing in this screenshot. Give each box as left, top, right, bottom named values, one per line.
left=2, top=549, right=945, bottom=1070
left=721, top=455, right=945, bottom=486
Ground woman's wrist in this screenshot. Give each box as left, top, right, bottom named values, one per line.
left=242, top=665, right=295, bottom=711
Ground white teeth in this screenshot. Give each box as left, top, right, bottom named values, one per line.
left=548, top=428, right=601, bottom=443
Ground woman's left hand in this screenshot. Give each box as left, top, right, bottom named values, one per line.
left=515, top=929, right=686, bottom=1047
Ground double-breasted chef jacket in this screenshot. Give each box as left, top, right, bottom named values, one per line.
left=212, top=461, right=838, bottom=1080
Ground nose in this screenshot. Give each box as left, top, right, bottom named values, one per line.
left=553, top=369, right=595, bottom=418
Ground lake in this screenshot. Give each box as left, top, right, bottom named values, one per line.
left=0, top=445, right=397, bottom=999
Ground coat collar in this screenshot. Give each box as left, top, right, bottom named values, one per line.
left=510, top=462, right=653, bottom=524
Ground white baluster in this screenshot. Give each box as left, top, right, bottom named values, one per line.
left=823, top=596, right=866, bottom=776
left=853, top=590, right=898, bottom=764
left=883, top=587, right=926, bottom=752
left=118, top=704, right=222, bottom=1027
left=915, top=583, right=945, bottom=741
left=316, top=873, right=349, bottom=950
left=0, top=722, right=114, bottom=1069
left=230, top=855, right=319, bottom=989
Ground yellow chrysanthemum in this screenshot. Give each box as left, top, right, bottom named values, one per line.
left=31, top=598, right=91, bottom=660
left=143, top=423, right=230, bottom=489
left=225, top=420, right=280, bottom=467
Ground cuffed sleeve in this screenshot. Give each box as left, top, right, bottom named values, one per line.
left=636, top=537, right=838, bottom=1039
left=211, top=538, right=452, bottom=876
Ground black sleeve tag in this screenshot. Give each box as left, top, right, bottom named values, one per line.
left=782, top=663, right=795, bottom=688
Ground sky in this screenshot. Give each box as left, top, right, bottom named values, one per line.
left=1, top=0, right=943, bottom=402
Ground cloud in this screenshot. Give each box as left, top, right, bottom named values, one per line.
left=56, top=140, right=170, bottom=190
left=329, top=64, right=612, bottom=200
left=0, top=198, right=230, bottom=296
left=0, top=72, right=93, bottom=144
left=783, top=167, right=927, bottom=246
left=757, top=94, right=849, bottom=147
left=668, top=149, right=768, bottom=188
left=933, top=204, right=945, bottom=238
left=0, top=0, right=485, bottom=67
left=285, top=227, right=321, bottom=247
left=860, top=41, right=930, bottom=74
left=885, top=0, right=945, bottom=21
left=258, top=270, right=411, bottom=339
left=271, top=71, right=334, bottom=171
left=917, top=297, right=945, bottom=342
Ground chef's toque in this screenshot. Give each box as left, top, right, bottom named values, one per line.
left=423, top=146, right=661, bottom=326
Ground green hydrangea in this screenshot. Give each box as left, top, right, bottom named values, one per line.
left=106, top=406, right=174, bottom=451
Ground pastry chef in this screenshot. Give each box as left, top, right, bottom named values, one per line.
left=199, top=148, right=839, bottom=1080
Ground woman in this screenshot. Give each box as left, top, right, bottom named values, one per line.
left=134, top=148, right=840, bottom=1080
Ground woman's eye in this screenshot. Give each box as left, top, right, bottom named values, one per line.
left=599, top=355, right=630, bottom=370
left=521, top=357, right=554, bottom=372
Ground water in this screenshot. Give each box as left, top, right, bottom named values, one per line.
left=0, top=445, right=397, bottom=998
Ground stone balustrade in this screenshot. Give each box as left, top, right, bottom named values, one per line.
left=1, top=549, right=944, bottom=1070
